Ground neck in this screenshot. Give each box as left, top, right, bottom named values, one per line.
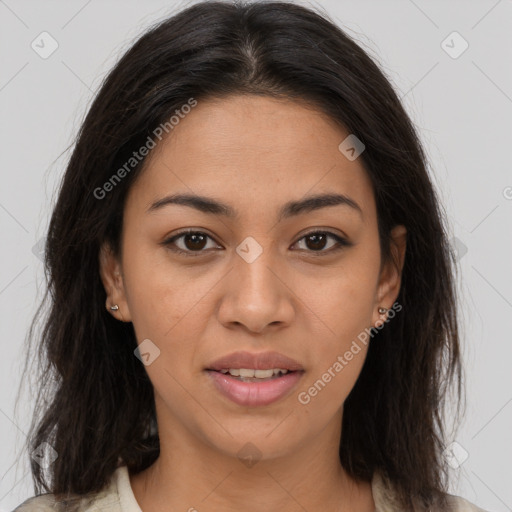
left=129, top=412, right=375, bottom=512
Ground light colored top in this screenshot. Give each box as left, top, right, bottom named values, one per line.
left=13, top=464, right=490, bottom=512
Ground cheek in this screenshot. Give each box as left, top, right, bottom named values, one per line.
left=295, top=305, right=370, bottom=424
left=304, top=258, right=379, bottom=347
left=120, top=236, right=193, bottom=339
left=296, top=277, right=372, bottom=417
left=120, top=237, right=221, bottom=371
left=296, top=248, right=379, bottom=406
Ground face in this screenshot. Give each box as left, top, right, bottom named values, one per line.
left=100, top=94, right=406, bottom=464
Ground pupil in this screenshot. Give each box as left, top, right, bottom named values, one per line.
left=185, top=233, right=206, bottom=250
left=183, top=233, right=328, bottom=251
left=306, top=233, right=326, bottom=251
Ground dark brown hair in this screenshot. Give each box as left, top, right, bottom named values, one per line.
left=18, top=1, right=464, bottom=510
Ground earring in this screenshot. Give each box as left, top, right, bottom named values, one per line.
left=109, top=304, right=119, bottom=311
left=378, top=307, right=388, bottom=314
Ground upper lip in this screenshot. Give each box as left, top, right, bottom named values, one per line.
left=206, top=350, right=304, bottom=371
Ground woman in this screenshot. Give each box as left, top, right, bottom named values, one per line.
left=14, top=1, right=490, bottom=511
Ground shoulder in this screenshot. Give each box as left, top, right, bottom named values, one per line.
left=445, top=493, right=492, bottom=512
left=11, top=469, right=123, bottom=512
left=12, top=493, right=56, bottom=511
left=371, top=470, right=493, bottom=512
left=12, top=493, right=122, bottom=512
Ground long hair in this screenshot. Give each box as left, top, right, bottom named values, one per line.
left=18, top=1, right=464, bottom=510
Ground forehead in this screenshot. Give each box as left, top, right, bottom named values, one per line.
left=127, top=94, right=375, bottom=223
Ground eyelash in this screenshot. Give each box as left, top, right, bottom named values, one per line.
left=162, top=229, right=351, bottom=258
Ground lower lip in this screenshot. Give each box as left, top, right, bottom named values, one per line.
left=206, top=370, right=304, bottom=407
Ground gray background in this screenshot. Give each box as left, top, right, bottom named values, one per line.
left=1, top=0, right=511, bottom=511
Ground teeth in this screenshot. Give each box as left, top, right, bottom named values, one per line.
left=218, top=368, right=289, bottom=378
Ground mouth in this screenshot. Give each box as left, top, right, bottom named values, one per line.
left=204, top=350, right=305, bottom=406
left=205, top=368, right=305, bottom=407
left=206, top=350, right=304, bottom=373
left=208, top=367, right=298, bottom=381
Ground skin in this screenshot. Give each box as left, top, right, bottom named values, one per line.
left=100, top=94, right=406, bottom=512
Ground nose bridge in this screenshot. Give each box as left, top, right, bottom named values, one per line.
left=234, top=234, right=281, bottom=302
left=218, top=234, right=294, bottom=332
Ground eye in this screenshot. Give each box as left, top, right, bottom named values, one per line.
left=162, top=229, right=351, bottom=257
left=292, top=231, right=351, bottom=254
left=162, top=230, right=221, bottom=257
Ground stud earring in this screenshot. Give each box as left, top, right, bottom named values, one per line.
left=378, top=307, right=388, bottom=314
left=109, top=304, right=119, bottom=311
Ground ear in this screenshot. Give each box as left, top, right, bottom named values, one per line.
left=372, top=224, right=407, bottom=326
left=99, top=241, right=132, bottom=322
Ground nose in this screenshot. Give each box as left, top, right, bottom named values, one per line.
left=216, top=245, right=295, bottom=334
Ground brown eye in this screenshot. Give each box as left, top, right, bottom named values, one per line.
left=163, top=230, right=221, bottom=256
left=293, top=231, right=350, bottom=254
left=163, top=229, right=350, bottom=257
left=181, top=232, right=208, bottom=251
left=304, top=233, right=328, bottom=251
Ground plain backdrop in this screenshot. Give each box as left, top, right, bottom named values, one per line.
left=1, top=1, right=511, bottom=511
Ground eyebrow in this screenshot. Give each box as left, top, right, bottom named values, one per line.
left=147, top=192, right=363, bottom=221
